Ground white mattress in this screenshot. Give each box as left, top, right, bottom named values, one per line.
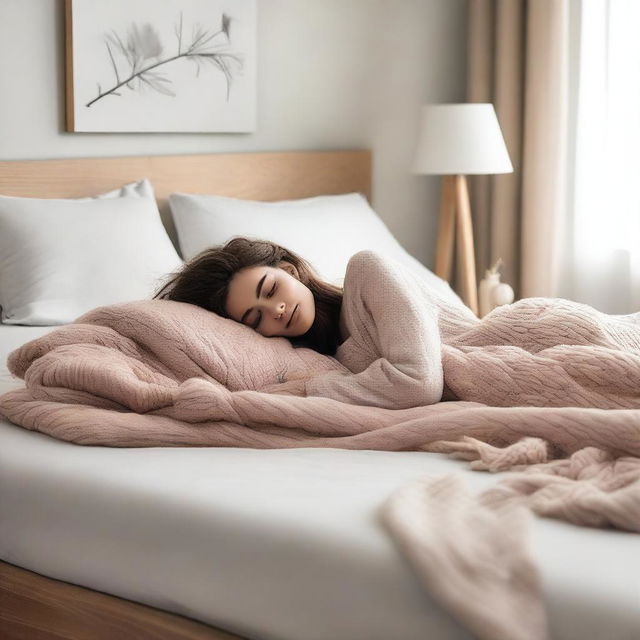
left=1, top=325, right=639, bottom=640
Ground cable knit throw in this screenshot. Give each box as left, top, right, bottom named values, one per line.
left=2, top=250, right=640, bottom=640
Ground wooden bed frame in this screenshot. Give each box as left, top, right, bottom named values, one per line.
left=0, top=150, right=371, bottom=640
left=0, top=150, right=371, bottom=251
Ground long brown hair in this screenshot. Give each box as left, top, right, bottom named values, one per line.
left=153, top=237, right=344, bottom=355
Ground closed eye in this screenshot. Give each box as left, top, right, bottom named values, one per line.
left=252, top=281, right=277, bottom=329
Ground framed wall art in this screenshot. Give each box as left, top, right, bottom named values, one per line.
left=65, top=0, right=256, bottom=132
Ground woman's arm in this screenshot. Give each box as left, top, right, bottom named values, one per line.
left=302, top=250, right=443, bottom=409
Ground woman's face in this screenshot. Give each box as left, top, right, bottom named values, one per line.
left=225, top=261, right=315, bottom=337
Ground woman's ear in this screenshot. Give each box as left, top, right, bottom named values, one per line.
left=278, top=260, right=300, bottom=280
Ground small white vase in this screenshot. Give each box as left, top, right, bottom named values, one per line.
left=478, top=258, right=514, bottom=317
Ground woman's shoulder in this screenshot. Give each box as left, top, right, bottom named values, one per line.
left=343, top=250, right=400, bottom=293
left=345, top=249, right=392, bottom=274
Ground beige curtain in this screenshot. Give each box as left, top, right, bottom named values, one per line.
left=465, top=0, right=569, bottom=299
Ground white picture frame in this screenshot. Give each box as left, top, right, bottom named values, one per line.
left=65, top=0, right=256, bottom=132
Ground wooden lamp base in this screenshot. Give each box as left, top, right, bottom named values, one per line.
left=434, top=174, right=478, bottom=316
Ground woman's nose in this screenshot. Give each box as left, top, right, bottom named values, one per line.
left=275, top=301, right=286, bottom=318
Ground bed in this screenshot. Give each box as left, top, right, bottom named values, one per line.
left=0, top=151, right=639, bottom=640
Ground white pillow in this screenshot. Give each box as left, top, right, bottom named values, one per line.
left=0, top=179, right=183, bottom=325
left=169, top=191, right=466, bottom=307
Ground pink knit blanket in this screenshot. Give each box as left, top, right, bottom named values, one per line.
left=1, top=264, right=639, bottom=639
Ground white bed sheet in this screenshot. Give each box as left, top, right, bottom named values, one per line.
left=0, top=325, right=639, bottom=640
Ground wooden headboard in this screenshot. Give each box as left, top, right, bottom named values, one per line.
left=0, top=150, right=371, bottom=248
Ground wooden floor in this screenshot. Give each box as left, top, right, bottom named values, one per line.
left=0, top=560, right=249, bottom=640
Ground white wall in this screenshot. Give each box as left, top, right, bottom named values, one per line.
left=0, top=0, right=467, bottom=268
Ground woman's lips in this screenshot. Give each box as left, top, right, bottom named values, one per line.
left=287, top=304, right=299, bottom=328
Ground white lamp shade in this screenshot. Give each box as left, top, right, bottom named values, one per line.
left=412, top=103, right=514, bottom=175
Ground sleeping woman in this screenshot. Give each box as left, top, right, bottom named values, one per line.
left=153, top=236, right=479, bottom=409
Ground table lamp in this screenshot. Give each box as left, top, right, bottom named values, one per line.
left=412, top=103, right=513, bottom=315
